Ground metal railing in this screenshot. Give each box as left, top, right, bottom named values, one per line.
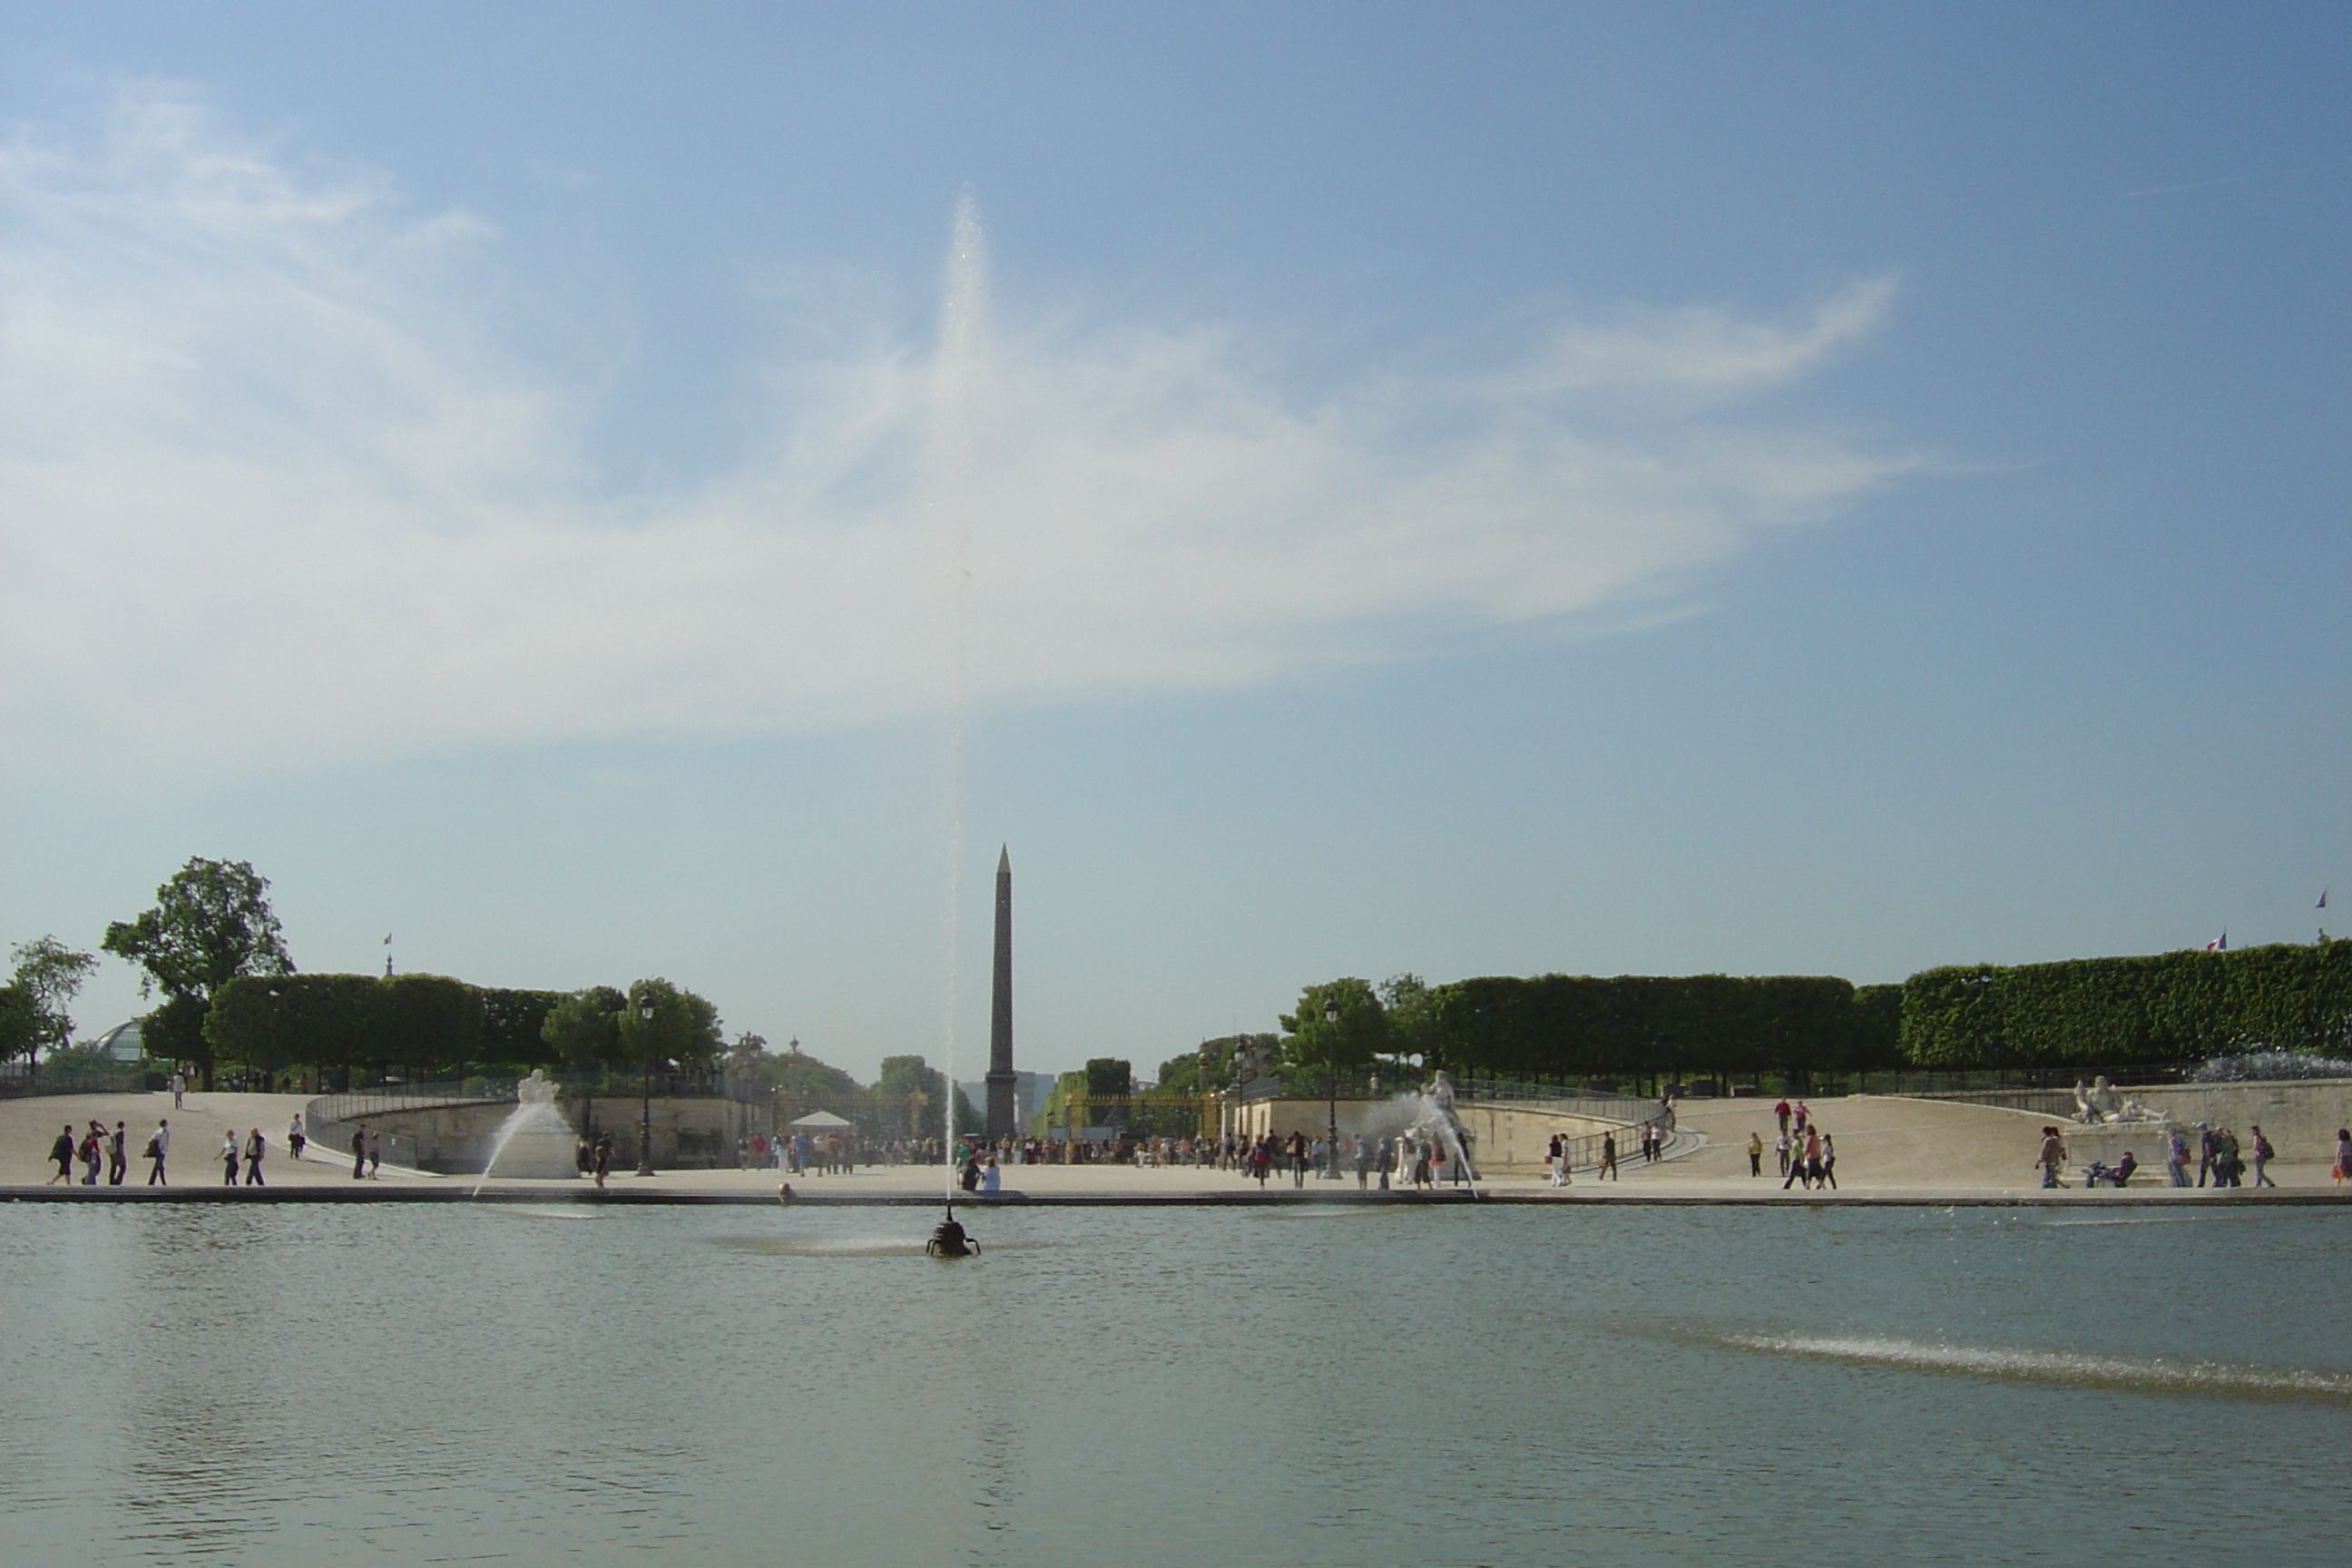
left=1449, top=1076, right=1661, bottom=1123
left=1852, top=1065, right=2186, bottom=1097
left=1856, top=1065, right=2187, bottom=1119
left=306, top=1069, right=767, bottom=1128
left=0, top=1063, right=154, bottom=1099
left=307, top=1082, right=512, bottom=1126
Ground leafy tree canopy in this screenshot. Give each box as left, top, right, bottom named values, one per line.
left=872, top=1054, right=978, bottom=1136
left=542, top=985, right=628, bottom=1067
left=769, top=1042, right=866, bottom=1119
left=103, top=858, right=292, bottom=1003
left=9, top=935, right=98, bottom=1054
left=1279, top=977, right=1389, bottom=1072
left=619, top=977, right=724, bottom=1071
left=1155, top=1034, right=1279, bottom=1093
left=0, top=984, right=39, bottom=1065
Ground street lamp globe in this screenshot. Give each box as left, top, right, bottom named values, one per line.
left=635, top=994, right=659, bottom=1177
left=1322, top=998, right=1340, bottom=1177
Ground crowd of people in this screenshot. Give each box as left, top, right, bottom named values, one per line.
left=43, top=1114, right=353, bottom=1187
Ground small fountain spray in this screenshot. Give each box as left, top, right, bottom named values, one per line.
left=926, top=191, right=986, bottom=1260
left=470, top=1070, right=578, bottom=1196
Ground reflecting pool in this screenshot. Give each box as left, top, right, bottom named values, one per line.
left=1, top=1201, right=2345, bottom=1564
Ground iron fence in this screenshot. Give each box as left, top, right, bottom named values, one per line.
left=0, top=1063, right=157, bottom=1098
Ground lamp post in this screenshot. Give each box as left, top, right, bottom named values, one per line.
left=636, top=995, right=657, bottom=1177
left=1324, top=997, right=1340, bottom=1180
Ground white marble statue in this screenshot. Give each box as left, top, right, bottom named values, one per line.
left=2071, top=1074, right=2165, bottom=1125
left=517, top=1067, right=559, bottom=1105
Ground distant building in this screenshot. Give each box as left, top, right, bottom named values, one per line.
left=92, top=1020, right=145, bottom=1063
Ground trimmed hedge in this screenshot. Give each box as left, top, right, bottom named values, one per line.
left=204, top=974, right=567, bottom=1078
left=1426, top=972, right=1896, bottom=1082
left=1902, top=940, right=2352, bottom=1068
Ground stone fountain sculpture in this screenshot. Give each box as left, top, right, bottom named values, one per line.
left=1416, top=1071, right=1480, bottom=1181
left=2069, top=1075, right=2169, bottom=1126
left=2060, top=1075, right=2176, bottom=1180
left=475, top=1069, right=580, bottom=1185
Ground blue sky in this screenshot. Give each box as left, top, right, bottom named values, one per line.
left=4, top=4, right=2346, bottom=1082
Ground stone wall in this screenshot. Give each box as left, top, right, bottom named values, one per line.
left=2109, top=1077, right=2352, bottom=1162
left=1222, top=1096, right=1624, bottom=1175
left=303, top=1094, right=764, bottom=1174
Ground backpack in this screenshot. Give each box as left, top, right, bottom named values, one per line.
left=143, top=1136, right=162, bottom=1159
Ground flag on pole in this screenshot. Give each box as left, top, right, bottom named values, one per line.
left=2204, top=932, right=2228, bottom=952
left=2320, top=889, right=2330, bottom=910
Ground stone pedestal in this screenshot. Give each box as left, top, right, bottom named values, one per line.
left=484, top=1100, right=580, bottom=1180
left=2061, top=1120, right=2174, bottom=1185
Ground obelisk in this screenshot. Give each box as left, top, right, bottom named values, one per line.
left=985, top=846, right=1016, bottom=1138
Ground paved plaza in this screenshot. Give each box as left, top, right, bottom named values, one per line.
left=3, top=1087, right=2344, bottom=1201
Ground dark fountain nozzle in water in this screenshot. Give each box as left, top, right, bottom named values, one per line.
left=926, top=1204, right=978, bottom=1259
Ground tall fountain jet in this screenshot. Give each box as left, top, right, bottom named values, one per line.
left=985, top=846, right=1016, bottom=1138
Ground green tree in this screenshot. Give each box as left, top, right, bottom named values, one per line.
left=8, top=936, right=98, bottom=1065
left=874, top=1054, right=977, bottom=1138
left=0, top=985, right=39, bottom=1068
left=207, top=973, right=380, bottom=1087
left=1159, top=1035, right=1266, bottom=1093
left=767, top=1041, right=867, bottom=1122
left=541, top=986, right=628, bottom=1070
left=618, top=977, right=724, bottom=1073
left=376, top=974, right=484, bottom=1079
left=1279, top=977, right=1389, bottom=1074
left=481, top=988, right=564, bottom=1068
left=1380, top=973, right=1436, bottom=1065
left=102, top=858, right=293, bottom=1086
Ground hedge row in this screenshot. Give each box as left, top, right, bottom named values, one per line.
left=1425, top=973, right=1900, bottom=1082
left=205, top=973, right=564, bottom=1078
left=1901, top=939, right=2352, bottom=1068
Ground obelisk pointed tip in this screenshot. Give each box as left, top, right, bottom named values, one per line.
left=997, top=845, right=1010, bottom=875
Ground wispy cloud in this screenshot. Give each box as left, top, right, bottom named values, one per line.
left=2, top=88, right=1919, bottom=783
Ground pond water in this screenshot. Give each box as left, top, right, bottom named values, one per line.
left=1, top=1200, right=2346, bottom=1565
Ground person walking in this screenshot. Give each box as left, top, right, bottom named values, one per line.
left=368, top=1131, right=383, bottom=1178
left=220, top=1131, right=240, bottom=1186
left=2335, top=1128, right=2352, bottom=1187
left=243, top=1128, right=266, bottom=1187
left=145, top=1119, right=171, bottom=1184
left=2035, top=1126, right=2068, bottom=1189
left=287, top=1117, right=306, bottom=1164
left=1773, top=1097, right=1791, bottom=1136
left=78, top=1122, right=103, bottom=1185
left=2195, top=1123, right=2217, bottom=1187
left=1818, top=1132, right=1838, bottom=1191
left=2212, top=1126, right=2242, bottom=1188
left=2248, top=1124, right=2277, bottom=1188
left=2166, top=1129, right=2190, bottom=1187
left=1782, top=1132, right=1810, bottom=1191
left=106, top=1122, right=128, bottom=1186
left=47, top=1123, right=75, bottom=1184
left=1598, top=1132, right=1618, bottom=1181
left=351, top=1126, right=368, bottom=1181
left=593, top=1132, right=612, bottom=1189
left=170, top=1069, right=185, bottom=1109
left=1747, top=1131, right=1764, bottom=1178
